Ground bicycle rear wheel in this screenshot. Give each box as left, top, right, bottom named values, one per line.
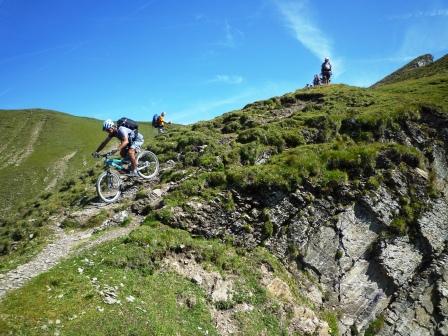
left=136, top=150, right=159, bottom=179
left=96, top=171, right=122, bottom=203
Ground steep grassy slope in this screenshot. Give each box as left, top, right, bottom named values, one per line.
left=0, top=109, right=157, bottom=217
left=145, top=56, right=447, bottom=209
left=0, top=110, right=157, bottom=270
left=0, top=109, right=101, bottom=217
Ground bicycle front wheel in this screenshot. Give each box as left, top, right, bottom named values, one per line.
left=136, top=150, right=159, bottom=179
left=96, top=171, right=122, bottom=203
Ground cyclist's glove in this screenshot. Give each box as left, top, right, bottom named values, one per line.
left=92, top=152, right=100, bottom=158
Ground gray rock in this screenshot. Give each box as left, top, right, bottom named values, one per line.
left=378, top=237, right=422, bottom=287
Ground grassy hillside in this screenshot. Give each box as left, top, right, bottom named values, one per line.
left=144, top=55, right=447, bottom=207
left=0, top=109, right=157, bottom=217
left=0, top=110, right=158, bottom=269
left=0, top=219, right=334, bottom=335
left=0, top=109, right=100, bottom=217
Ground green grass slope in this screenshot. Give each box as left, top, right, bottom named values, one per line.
left=0, top=109, right=157, bottom=218
left=0, top=219, right=334, bottom=336
left=0, top=109, right=101, bottom=217
left=0, top=109, right=157, bottom=269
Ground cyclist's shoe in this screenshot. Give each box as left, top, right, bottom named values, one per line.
left=118, top=169, right=130, bottom=175
left=127, top=170, right=139, bottom=178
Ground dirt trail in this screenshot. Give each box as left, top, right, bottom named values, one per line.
left=1, top=117, right=46, bottom=169
left=14, top=118, right=46, bottom=166
left=44, top=151, right=78, bottom=191
left=0, top=113, right=33, bottom=166
left=0, top=215, right=142, bottom=300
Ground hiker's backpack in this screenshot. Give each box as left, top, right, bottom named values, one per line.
left=152, top=114, right=159, bottom=128
left=117, top=117, right=138, bottom=130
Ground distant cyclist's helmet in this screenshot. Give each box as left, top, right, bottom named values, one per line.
left=324, top=57, right=329, bottom=62
left=102, top=119, right=114, bottom=131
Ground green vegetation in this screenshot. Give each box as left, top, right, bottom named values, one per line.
left=0, top=221, right=310, bottom=335
left=0, top=110, right=159, bottom=272
left=365, top=314, right=385, bottom=336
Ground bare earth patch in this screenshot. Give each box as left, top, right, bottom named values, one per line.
left=44, top=151, right=78, bottom=191
left=163, top=253, right=248, bottom=336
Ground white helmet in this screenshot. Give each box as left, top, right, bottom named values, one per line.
left=102, top=119, right=114, bottom=131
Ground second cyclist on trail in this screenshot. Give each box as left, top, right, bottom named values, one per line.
left=93, top=119, right=144, bottom=177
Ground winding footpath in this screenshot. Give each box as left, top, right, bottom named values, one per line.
left=0, top=216, right=142, bottom=300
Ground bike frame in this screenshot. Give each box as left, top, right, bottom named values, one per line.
left=104, top=157, right=127, bottom=171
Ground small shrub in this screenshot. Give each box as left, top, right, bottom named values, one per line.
left=60, top=218, right=80, bottom=229
left=10, top=229, right=24, bottom=241
left=335, top=250, right=343, bottom=260
left=365, top=315, right=385, bottom=336
left=135, top=189, right=149, bottom=200
left=322, top=311, right=340, bottom=336
left=287, top=244, right=300, bottom=258
left=262, top=209, right=274, bottom=237
left=84, top=210, right=109, bottom=228
left=214, top=300, right=235, bottom=310
left=367, top=176, right=380, bottom=190
left=390, top=217, right=406, bottom=235
left=222, top=121, right=240, bottom=133
left=120, top=217, right=132, bottom=227
left=243, top=224, right=253, bottom=233
left=223, top=192, right=235, bottom=211
left=59, top=179, right=76, bottom=192
left=206, top=172, right=227, bottom=187
left=0, top=239, right=10, bottom=255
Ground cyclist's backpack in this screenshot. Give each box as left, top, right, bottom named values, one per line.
left=152, top=114, right=159, bottom=128
left=117, top=117, right=138, bottom=130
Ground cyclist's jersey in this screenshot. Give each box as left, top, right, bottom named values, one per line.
left=116, top=126, right=136, bottom=142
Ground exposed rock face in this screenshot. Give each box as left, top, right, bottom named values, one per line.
left=157, top=107, right=448, bottom=335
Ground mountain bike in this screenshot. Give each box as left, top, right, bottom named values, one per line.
left=94, top=150, right=159, bottom=203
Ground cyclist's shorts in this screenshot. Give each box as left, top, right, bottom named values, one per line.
left=130, top=133, right=144, bottom=150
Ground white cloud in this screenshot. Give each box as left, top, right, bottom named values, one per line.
left=207, top=74, right=244, bottom=85
left=273, top=0, right=332, bottom=61
left=272, top=0, right=344, bottom=77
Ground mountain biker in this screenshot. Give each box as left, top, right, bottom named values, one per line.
left=93, top=119, right=144, bottom=177
left=313, top=74, right=321, bottom=86
left=156, top=112, right=166, bottom=134
left=321, top=57, right=332, bottom=84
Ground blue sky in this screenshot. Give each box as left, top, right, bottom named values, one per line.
left=1, top=0, right=447, bottom=124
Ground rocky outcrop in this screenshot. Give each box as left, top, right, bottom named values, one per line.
left=152, top=107, right=448, bottom=335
